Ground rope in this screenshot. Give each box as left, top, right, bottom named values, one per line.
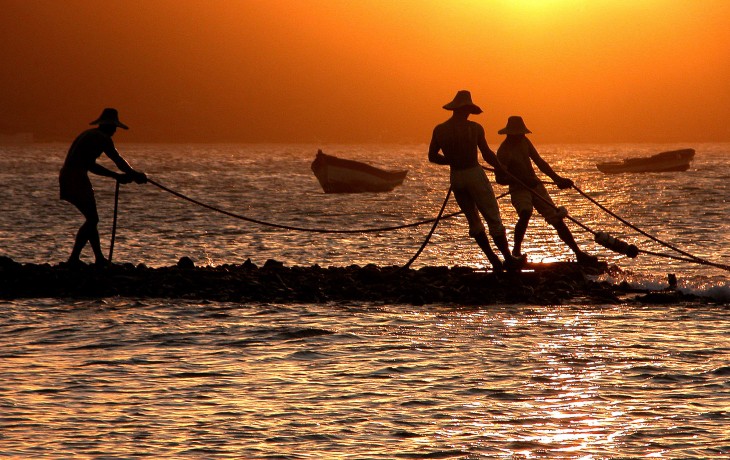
left=573, top=185, right=701, bottom=262
left=147, top=177, right=511, bottom=269
left=140, top=173, right=729, bottom=272
left=401, top=186, right=452, bottom=270
left=487, top=166, right=597, bottom=235
left=487, top=165, right=730, bottom=271
left=108, top=180, right=120, bottom=264
left=571, top=184, right=730, bottom=271
left=148, top=178, right=465, bottom=234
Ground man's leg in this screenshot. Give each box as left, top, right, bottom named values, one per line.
left=70, top=200, right=105, bottom=264
left=531, top=185, right=597, bottom=264
left=464, top=174, right=515, bottom=261
left=88, top=220, right=106, bottom=264
left=69, top=223, right=89, bottom=263
left=513, top=209, right=532, bottom=257
left=473, top=189, right=524, bottom=269
left=552, top=220, right=597, bottom=263
left=474, top=231, right=503, bottom=272
left=454, top=190, right=503, bottom=271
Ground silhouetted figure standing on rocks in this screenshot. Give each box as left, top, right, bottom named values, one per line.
left=59, top=108, right=147, bottom=266
left=428, top=90, right=523, bottom=272
left=496, top=115, right=597, bottom=265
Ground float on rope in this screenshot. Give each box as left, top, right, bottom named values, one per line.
left=594, top=231, right=639, bottom=258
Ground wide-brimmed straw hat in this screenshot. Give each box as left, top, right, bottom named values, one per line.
left=89, top=108, right=129, bottom=129
left=443, top=90, right=482, bottom=114
left=498, top=116, right=531, bottom=135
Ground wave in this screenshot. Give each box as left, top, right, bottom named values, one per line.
left=596, top=269, right=730, bottom=303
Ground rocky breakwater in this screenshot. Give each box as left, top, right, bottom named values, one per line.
left=0, top=255, right=704, bottom=305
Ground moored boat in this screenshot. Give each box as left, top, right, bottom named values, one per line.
left=596, top=148, right=695, bottom=174
left=311, top=149, right=408, bottom=193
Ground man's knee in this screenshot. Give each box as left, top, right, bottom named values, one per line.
left=545, top=206, right=568, bottom=226
left=518, top=209, right=532, bottom=220
left=468, top=223, right=486, bottom=238
left=472, top=230, right=488, bottom=243
left=84, top=213, right=100, bottom=226
left=487, top=222, right=506, bottom=238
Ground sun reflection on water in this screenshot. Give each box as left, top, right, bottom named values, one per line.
left=2, top=290, right=729, bottom=456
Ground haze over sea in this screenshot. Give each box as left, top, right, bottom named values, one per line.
left=1, top=143, right=729, bottom=458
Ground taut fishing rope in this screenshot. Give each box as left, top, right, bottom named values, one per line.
left=485, top=166, right=730, bottom=271
left=570, top=184, right=730, bottom=271
left=108, top=180, right=120, bottom=264
left=571, top=185, right=717, bottom=264
left=147, top=178, right=463, bottom=234
left=110, top=174, right=727, bottom=272
left=144, top=178, right=514, bottom=269
left=402, top=186, right=452, bottom=270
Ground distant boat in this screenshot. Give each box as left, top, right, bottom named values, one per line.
left=311, top=150, right=408, bottom=193
left=596, top=148, right=695, bottom=174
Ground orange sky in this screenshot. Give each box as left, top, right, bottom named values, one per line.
left=1, top=0, right=728, bottom=144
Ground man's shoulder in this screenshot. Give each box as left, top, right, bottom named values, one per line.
left=434, top=119, right=451, bottom=130
left=434, top=119, right=484, bottom=130
left=432, top=121, right=451, bottom=137
left=79, top=128, right=114, bottom=146
left=76, top=128, right=109, bottom=140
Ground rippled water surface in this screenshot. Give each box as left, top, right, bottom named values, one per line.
left=1, top=143, right=729, bottom=457
left=1, top=143, right=728, bottom=285
left=2, top=299, right=729, bottom=458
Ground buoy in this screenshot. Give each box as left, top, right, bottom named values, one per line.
left=594, top=232, right=639, bottom=258
left=667, top=273, right=677, bottom=289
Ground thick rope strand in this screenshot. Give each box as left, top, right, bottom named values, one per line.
left=108, top=180, right=120, bottom=264
left=571, top=184, right=730, bottom=271
left=148, top=178, right=463, bottom=234
left=401, top=186, right=452, bottom=270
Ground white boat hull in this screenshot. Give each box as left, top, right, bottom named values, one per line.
left=596, top=148, right=695, bottom=174
left=311, top=150, right=408, bottom=193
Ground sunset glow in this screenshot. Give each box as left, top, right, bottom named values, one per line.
left=0, top=0, right=728, bottom=144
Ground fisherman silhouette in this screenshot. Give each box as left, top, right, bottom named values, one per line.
left=428, top=90, right=524, bottom=272
left=59, top=108, right=147, bottom=266
left=495, top=116, right=598, bottom=264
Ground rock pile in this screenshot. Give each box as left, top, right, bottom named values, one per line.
left=0, top=255, right=700, bottom=305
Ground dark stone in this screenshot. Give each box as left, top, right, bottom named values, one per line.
left=263, top=259, right=284, bottom=270
left=0, top=256, right=713, bottom=306
left=177, top=257, right=195, bottom=269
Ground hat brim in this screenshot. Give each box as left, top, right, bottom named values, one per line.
left=498, top=127, right=531, bottom=135
left=443, top=103, right=482, bottom=114
left=90, top=119, right=129, bottom=129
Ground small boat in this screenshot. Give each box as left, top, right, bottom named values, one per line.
left=596, top=148, right=695, bottom=174
left=311, top=150, right=408, bottom=193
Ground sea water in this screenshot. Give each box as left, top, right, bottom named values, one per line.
left=0, top=143, right=728, bottom=458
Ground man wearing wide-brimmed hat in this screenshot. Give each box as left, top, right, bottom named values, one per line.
left=59, top=108, right=147, bottom=266
left=428, top=90, right=524, bottom=272
left=496, top=115, right=598, bottom=264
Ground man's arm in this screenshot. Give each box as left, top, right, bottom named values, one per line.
left=477, top=126, right=511, bottom=183
left=477, top=134, right=499, bottom=167
left=88, top=163, right=117, bottom=178
left=428, top=128, right=450, bottom=165
left=105, top=147, right=135, bottom=174
left=528, top=141, right=573, bottom=188
left=105, top=146, right=147, bottom=183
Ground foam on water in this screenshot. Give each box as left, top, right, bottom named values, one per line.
left=595, top=269, right=730, bottom=302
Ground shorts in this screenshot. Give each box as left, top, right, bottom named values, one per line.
left=509, top=182, right=562, bottom=224
left=59, top=167, right=96, bottom=209
left=450, top=166, right=505, bottom=237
